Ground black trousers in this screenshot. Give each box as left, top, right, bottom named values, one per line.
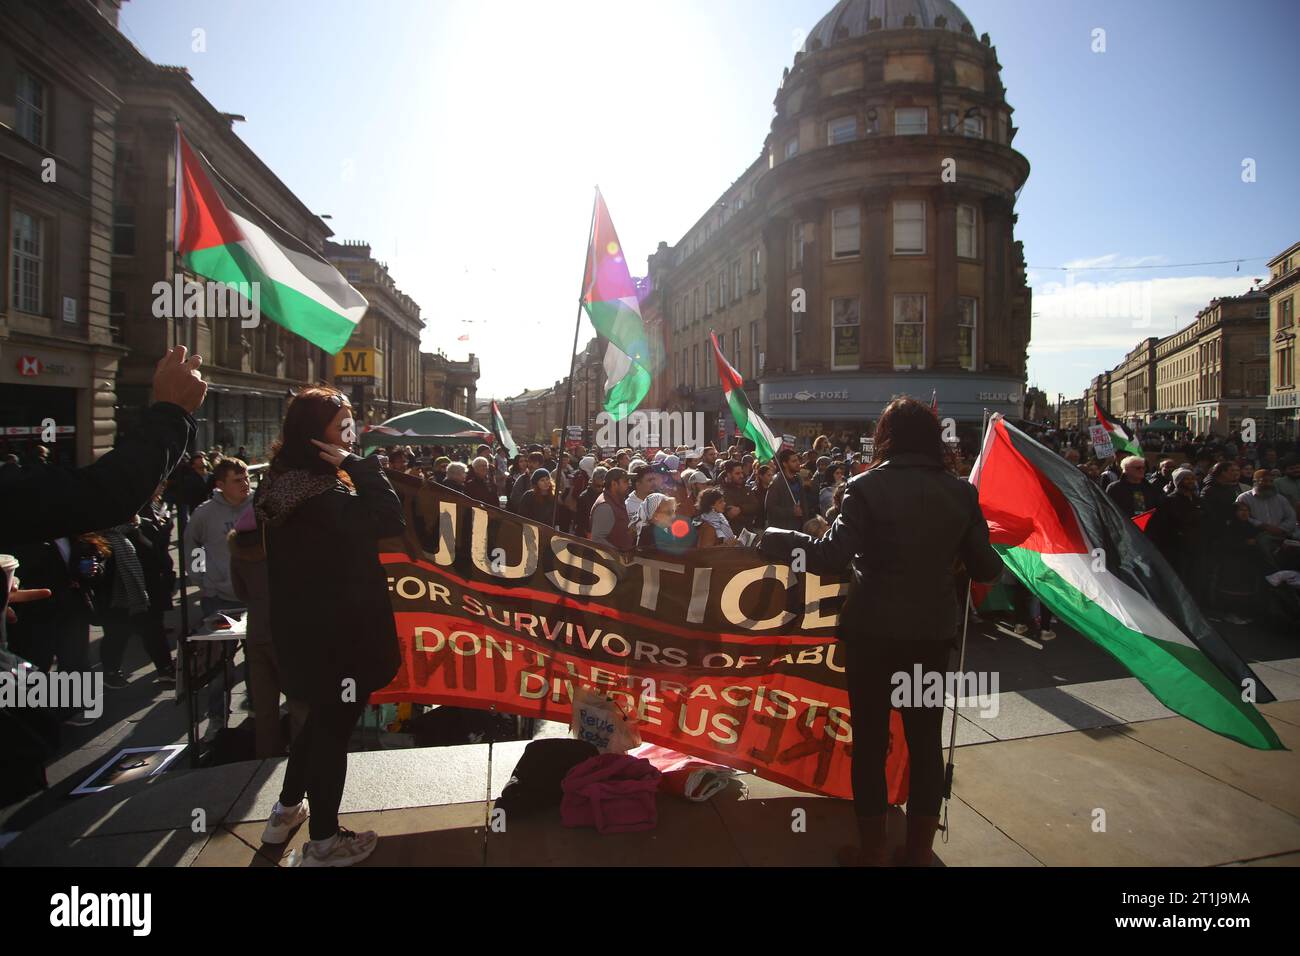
left=279, top=696, right=366, bottom=840
left=845, top=638, right=952, bottom=818
left=100, top=607, right=172, bottom=673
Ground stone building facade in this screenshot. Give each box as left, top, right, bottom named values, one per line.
left=1264, top=241, right=1299, bottom=438
left=661, top=0, right=1032, bottom=450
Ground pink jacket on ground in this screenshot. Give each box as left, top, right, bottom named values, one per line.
left=560, top=753, right=661, bottom=834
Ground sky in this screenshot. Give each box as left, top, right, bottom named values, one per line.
left=118, top=0, right=1300, bottom=404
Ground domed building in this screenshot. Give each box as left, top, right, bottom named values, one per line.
left=643, top=0, right=1031, bottom=451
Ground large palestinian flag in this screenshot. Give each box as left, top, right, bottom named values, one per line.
left=1094, top=398, right=1142, bottom=459
left=971, top=414, right=1282, bottom=750
left=175, top=127, right=367, bottom=354
left=710, top=330, right=777, bottom=460
left=491, top=399, right=517, bottom=459
left=581, top=189, right=652, bottom=420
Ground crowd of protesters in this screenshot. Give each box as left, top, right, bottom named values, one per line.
left=5, top=351, right=1296, bottom=868
left=1033, top=424, right=1300, bottom=625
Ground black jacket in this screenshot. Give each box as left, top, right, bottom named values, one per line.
left=260, top=455, right=405, bottom=705
left=0, top=402, right=193, bottom=552
left=760, top=452, right=1001, bottom=644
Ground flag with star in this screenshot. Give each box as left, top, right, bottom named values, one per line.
left=581, top=188, right=652, bottom=421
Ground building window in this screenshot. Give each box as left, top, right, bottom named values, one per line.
left=719, top=270, right=729, bottom=307
left=831, top=298, right=860, bottom=370
left=963, top=114, right=984, bottom=138
left=707, top=280, right=716, bottom=314
left=791, top=221, right=805, bottom=270
left=11, top=210, right=44, bottom=314
left=693, top=344, right=699, bottom=387
left=16, top=70, right=46, bottom=147
left=893, top=294, right=925, bottom=369
left=751, top=321, right=761, bottom=374
left=1280, top=296, right=1294, bottom=329
left=109, top=289, right=126, bottom=343
left=895, top=107, right=928, bottom=135
left=731, top=260, right=742, bottom=302
left=831, top=206, right=860, bottom=259
left=693, top=288, right=701, bottom=321
left=791, top=310, right=802, bottom=371
left=1278, top=344, right=1295, bottom=389
left=750, top=248, right=761, bottom=291
left=733, top=328, right=742, bottom=375
left=865, top=108, right=880, bottom=134
left=893, top=200, right=926, bottom=254
left=957, top=204, right=978, bottom=258
left=958, top=297, right=977, bottom=371
left=112, top=204, right=136, bottom=256
left=828, top=116, right=856, bottom=145
left=785, top=136, right=799, bottom=159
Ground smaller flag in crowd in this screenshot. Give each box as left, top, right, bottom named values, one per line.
left=710, top=330, right=777, bottom=461
left=491, top=399, right=517, bottom=459
left=1093, top=398, right=1142, bottom=459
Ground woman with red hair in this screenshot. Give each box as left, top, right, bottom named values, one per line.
left=252, top=386, right=405, bottom=867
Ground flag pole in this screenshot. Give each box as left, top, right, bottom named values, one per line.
left=557, top=188, right=599, bottom=528
left=942, top=406, right=989, bottom=838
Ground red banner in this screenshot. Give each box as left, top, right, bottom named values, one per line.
left=374, top=477, right=908, bottom=802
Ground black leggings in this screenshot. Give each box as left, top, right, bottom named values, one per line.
left=845, top=639, right=951, bottom=818
left=279, top=697, right=366, bottom=840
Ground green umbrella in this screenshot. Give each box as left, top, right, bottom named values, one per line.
left=360, top=408, right=494, bottom=449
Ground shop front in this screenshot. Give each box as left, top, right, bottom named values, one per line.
left=0, top=341, right=100, bottom=467
left=759, top=371, right=1024, bottom=452
left=193, top=386, right=288, bottom=464
left=1266, top=392, right=1299, bottom=441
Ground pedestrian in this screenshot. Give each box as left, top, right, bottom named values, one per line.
left=1104, top=456, right=1152, bottom=518
left=576, top=466, right=606, bottom=537
left=692, top=488, right=736, bottom=547
left=519, top=468, right=558, bottom=526
left=589, top=467, right=633, bottom=549
left=464, top=457, right=498, bottom=508
left=254, top=386, right=405, bottom=866
left=764, top=449, right=805, bottom=531
left=759, top=397, right=1002, bottom=867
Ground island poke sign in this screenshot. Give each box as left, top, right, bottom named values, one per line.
left=17, top=355, right=43, bottom=377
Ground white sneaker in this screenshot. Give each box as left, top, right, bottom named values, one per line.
left=297, top=828, right=378, bottom=868
left=1039, top=629, right=1056, bottom=641
left=261, top=799, right=309, bottom=845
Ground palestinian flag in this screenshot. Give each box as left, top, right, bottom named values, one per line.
left=970, top=414, right=1282, bottom=750
left=1094, top=398, right=1142, bottom=459
left=491, top=399, right=517, bottom=459
left=581, top=189, right=652, bottom=420
left=710, top=330, right=777, bottom=461
left=175, top=126, right=366, bottom=354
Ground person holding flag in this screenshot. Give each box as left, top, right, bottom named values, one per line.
left=760, top=397, right=1003, bottom=866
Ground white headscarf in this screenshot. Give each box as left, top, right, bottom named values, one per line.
left=634, top=492, right=671, bottom=538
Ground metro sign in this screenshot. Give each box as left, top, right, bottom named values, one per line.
left=17, top=355, right=43, bottom=377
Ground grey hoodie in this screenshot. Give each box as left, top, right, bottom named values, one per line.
left=183, top=490, right=250, bottom=600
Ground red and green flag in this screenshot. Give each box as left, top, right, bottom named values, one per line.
left=175, top=126, right=366, bottom=354
left=710, top=330, right=777, bottom=461
left=970, top=414, right=1281, bottom=750
left=1094, top=398, right=1142, bottom=459
left=581, top=189, right=652, bottom=421
left=491, top=399, right=517, bottom=459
